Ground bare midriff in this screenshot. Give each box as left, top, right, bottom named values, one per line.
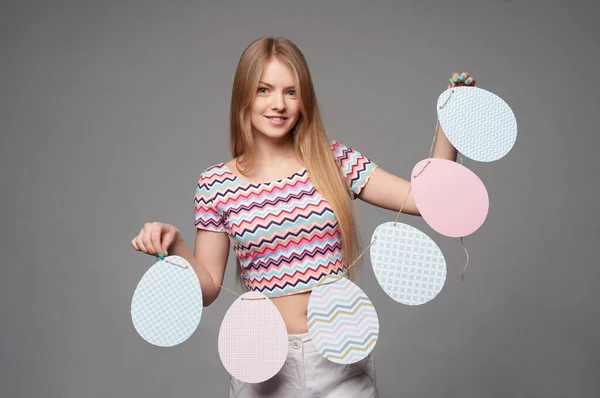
left=270, top=291, right=312, bottom=334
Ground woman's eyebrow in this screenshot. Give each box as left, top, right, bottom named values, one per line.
left=258, top=81, right=296, bottom=90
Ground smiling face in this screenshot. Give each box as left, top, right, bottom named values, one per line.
left=249, top=57, right=301, bottom=142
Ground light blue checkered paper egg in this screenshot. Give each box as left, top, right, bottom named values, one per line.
left=131, top=255, right=203, bottom=347
left=437, top=86, right=517, bottom=162
left=370, top=222, right=447, bottom=306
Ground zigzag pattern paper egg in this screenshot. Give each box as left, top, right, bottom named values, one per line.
left=218, top=291, right=288, bottom=384
left=307, top=276, right=379, bottom=365
left=411, top=158, right=489, bottom=238
left=437, top=86, right=517, bottom=162
left=131, top=255, right=203, bottom=347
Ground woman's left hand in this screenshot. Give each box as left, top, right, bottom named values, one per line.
left=447, top=72, right=476, bottom=89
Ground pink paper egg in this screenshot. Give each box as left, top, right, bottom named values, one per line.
left=411, top=158, right=489, bottom=237
left=218, top=291, right=288, bottom=384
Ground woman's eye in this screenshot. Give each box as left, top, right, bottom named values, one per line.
left=257, top=87, right=268, bottom=93
left=287, top=90, right=296, bottom=96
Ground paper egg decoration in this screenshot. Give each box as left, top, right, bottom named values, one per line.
left=370, top=222, right=447, bottom=305
left=307, top=276, right=379, bottom=364
left=131, top=255, right=203, bottom=347
left=437, top=86, right=517, bottom=162
left=411, top=158, right=489, bottom=237
left=218, top=291, right=288, bottom=383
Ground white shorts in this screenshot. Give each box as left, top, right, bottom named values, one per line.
left=229, top=332, right=378, bottom=398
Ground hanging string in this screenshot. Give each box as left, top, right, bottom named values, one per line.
left=159, top=255, right=243, bottom=298
left=429, top=119, right=440, bottom=158
left=160, top=236, right=378, bottom=301
left=315, top=237, right=378, bottom=284
left=390, top=87, right=471, bottom=280
left=440, top=88, right=471, bottom=279
left=439, top=88, right=455, bottom=110
left=460, top=237, right=469, bottom=281
left=390, top=90, right=446, bottom=224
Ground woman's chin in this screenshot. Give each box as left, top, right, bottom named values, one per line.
left=254, top=126, right=293, bottom=140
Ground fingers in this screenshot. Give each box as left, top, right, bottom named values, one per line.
left=130, top=222, right=178, bottom=259
left=448, top=72, right=476, bottom=88
left=131, top=227, right=148, bottom=253
left=130, top=229, right=140, bottom=250
left=451, top=72, right=461, bottom=85
left=145, top=222, right=161, bottom=254
left=136, top=227, right=150, bottom=254
left=162, top=228, right=178, bottom=256
left=152, top=226, right=165, bottom=256
left=130, top=222, right=162, bottom=255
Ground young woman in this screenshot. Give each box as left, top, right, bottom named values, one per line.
left=130, top=37, right=475, bottom=397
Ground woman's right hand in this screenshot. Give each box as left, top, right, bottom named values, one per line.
left=130, top=222, right=180, bottom=257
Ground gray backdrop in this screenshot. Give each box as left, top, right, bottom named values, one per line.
left=2, top=0, right=599, bottom=397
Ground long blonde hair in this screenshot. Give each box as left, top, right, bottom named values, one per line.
left=230, top=37, right=361, bottom=287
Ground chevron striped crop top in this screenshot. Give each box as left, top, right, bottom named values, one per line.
left=194, top=140, right=378, bottom=297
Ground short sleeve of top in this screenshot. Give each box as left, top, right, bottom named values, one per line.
left=194, top=165, right=226, bottom=233
left=330, top=140, right=378, bottom=199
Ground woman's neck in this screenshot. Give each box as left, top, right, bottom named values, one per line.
left=252, top=133, right=297, bottom=165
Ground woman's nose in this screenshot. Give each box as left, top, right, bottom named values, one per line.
left=270, top=93, right=286, bottom=110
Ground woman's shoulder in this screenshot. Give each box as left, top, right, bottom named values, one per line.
left=329, top=139, right=355, bottom=160
left=197, top=162, right=231, bottom=188
left=329, top=139, right=354, bottom=152
left=196, top=161, right=235, bottom=200
left=199, top=161, right=228, bottom=176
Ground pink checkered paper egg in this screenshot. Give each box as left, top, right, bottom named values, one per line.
left=218, top=291, right=288, bottom=383
left=411, top=158, right=489, bottom=238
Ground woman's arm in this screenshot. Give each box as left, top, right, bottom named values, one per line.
left=358, top=72, right=474, bottom=216
left=169, top=229, right=230, bottom=307
left=358, top=124, right=456, bottom=216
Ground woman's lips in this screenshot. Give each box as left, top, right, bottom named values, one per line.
left=264, top=116, right=288, bottom=126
